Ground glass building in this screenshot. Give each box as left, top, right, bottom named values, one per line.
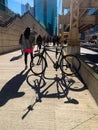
left=88, top=8, right=98, bottom=35
left=34, top=0, right=57, bottom=35
left=21, top=3, right=34, bottom=16
left=0, top=0, right=7, bottom=11
left=0, top=0, right=59, bottom=35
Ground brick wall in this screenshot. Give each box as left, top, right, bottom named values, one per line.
left=0, top=12, right=48, bottom=54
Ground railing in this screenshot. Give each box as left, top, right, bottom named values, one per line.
left=0, top=14, right=20, bottom=27
left=0, top=2, right=15, bottom=17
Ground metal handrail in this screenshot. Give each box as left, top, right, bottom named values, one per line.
left=0, top=2, right=15, bottom=16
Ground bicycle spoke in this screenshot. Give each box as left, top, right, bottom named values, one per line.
left=30, top=55, right=46, bottom=75
left=60, top=55, right=80, bottom=75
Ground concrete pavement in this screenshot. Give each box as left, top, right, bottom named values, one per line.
left=0, top=47, right=98, bottom=130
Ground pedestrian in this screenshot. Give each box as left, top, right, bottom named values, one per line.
left=36, top=35, right=42, bottom=51
left=63, top=35, right=67, bottom=44
left=53, top=35, right=57, bottom=46
left=19, top=34, right=23, bottom=55
left=20, top=27, right=35, bottom=69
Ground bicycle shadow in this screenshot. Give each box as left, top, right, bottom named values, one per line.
left=0, top=69, right=30, bottom=107
left=22, top=70, right=88, bottom=120
left=22, top=74, right=68, bottom=119
left=27, top=73, right=70, bottom=100
left=27, top=73, right=86, bottom=99
left=22, top=73, right=81, bottom=119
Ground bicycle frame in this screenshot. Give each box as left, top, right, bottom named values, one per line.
left=31, top=45, right=81, bottom=76
left=40, top=45, right=65, bottom=70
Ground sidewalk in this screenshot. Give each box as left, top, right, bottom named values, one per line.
left=0, top=48, right=98, bottom=130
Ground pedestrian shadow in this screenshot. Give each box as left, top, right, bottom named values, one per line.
left=10, top=54, right=23, bottom=61
left=0, top=69, right=30, bottom=107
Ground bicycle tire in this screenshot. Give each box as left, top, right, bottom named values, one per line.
left=30, top=54, right=47, bottom=75
left=60, top=54, right=81, bottom=75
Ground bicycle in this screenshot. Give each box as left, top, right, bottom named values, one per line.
left=30, top=45, right=81, bottom=76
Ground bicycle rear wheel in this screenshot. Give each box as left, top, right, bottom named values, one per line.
left=30, top=54, right=47, bottom=75
left=60, top=54, right=81, bottom=75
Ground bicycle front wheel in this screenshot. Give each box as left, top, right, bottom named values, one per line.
left=60, top=54, right=81, bottom=75
left=30, top=54, right=47, bottom=75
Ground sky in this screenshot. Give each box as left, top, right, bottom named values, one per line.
left=8, top=0, right=63, bottom=15
left=8, top=0, right=34, bottom=14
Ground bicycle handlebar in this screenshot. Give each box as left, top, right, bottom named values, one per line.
left=41, top=44, right=67, bottom=51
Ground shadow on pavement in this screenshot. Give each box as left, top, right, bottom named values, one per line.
left=81, top=43, right=98, bottom=53
left=27, top=74, right=70, bottom=100
left=0, top=69, right=30, bottom=107
left=81, top=42, right=98, bottom=74
left=64, top=98, right=79, bottom=104
left=81, top=53, right=98, bottom=74
left=81, top=53, right=98, bottom=63
left=10, top=54, right=23, bottom=61
left=22, top=72, right=86, bottom=120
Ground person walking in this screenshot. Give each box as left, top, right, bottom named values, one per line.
left=53, top=35, right=57, bottom=46
left=19, top=34, right=23, bottom=55
left=36, top=35, right=42, bottom=51
left=21, top=27, right=35, bottom=69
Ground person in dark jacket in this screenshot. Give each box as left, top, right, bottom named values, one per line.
left=21, top=27, right=35, bottom=69
left=36, top=35, right=42, bottom=50
left=19, top=34, right=23, bottom=55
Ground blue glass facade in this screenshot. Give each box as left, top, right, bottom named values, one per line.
left=0, top=0, right=7, bottom=11
left=21, top=3, right=34, bottom=16
left=47, top=0, right=57, bottom=35
left=34, top=0, right=57, bottom=35
left=88, top=9, right=98, bottom=35
left=34, top=0, right=44, bottom=24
